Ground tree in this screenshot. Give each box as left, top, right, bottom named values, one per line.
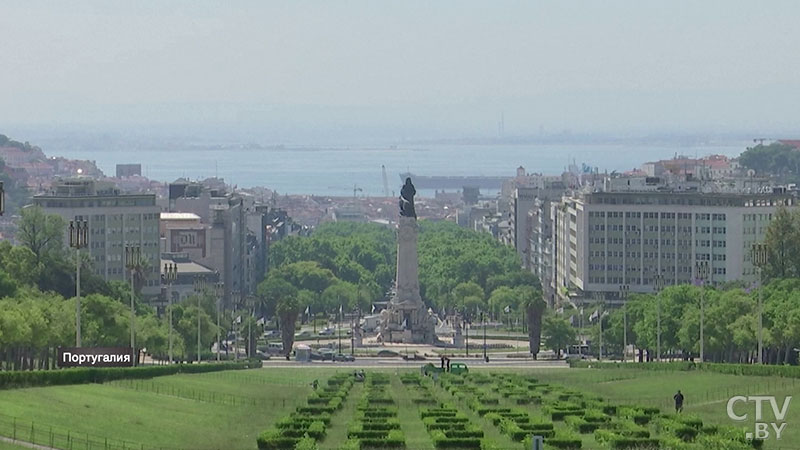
left=0, top=242, right=37, bottom=286
left=488, top=286, right=518, bottom=319
left=519, top=285, right=545, bottom=358
left=17, top=206, right=65, bottom=265
left=256, top=276, right=298, bottom=320
left=321, top=281, right=359, bottom=313
left=276, top=295, right=300, bottom=359
left=0, top=270, right=18, bottom=299
left=449, top=281, right=485, bottom=315
left=763, top=207, right=798, bottom=279
left=543, top=314, right=576, bottom=357
left=739, top=142, right=800, bottom=177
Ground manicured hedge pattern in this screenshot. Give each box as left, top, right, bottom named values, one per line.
left=433, top=371, right=762, bottom=450
left=0, top=360, right=261, bottom=390
left=257, top=373, right=354, bottom=450
left=346, top=373, right=405, bottom=449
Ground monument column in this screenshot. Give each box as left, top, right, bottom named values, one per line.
left=395, top=216, right=422, bottom=303
left=378, top=177, right=436, bottom=344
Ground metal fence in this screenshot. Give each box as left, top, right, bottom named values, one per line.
left=0, top=412, right=180, bottom=450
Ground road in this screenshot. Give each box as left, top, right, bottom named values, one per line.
left=259, top=357, right=568, bottom=369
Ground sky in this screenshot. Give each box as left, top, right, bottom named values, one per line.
left=2, top=1, right=800, bottom=141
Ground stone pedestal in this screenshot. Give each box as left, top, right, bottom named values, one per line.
left=453, top=323, right=465, bottom=348
left=378, top=216, right=437, bottom=344
left=353, top=328, right=363, bottom=348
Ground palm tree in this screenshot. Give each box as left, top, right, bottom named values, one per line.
left=520, top=286, right=546, bottom=359
left=276, top=295, right=300, bottom=359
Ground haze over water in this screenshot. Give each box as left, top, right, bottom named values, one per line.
left=47, top=142, right=746, bottom=197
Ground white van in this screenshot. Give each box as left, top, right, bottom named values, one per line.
left=266, top=342, right=284, bottom=355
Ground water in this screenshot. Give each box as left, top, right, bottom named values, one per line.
left=51, top=143, right=746, bottom=197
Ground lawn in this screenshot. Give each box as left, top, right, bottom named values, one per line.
left=0, top=365, right=796, bottom=449
left=0, top=368, right=335, bottom=450
left=521, top=366, right=800, bottom=449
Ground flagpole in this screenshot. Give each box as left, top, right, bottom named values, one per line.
left=338, top=297, right=342, bottom=354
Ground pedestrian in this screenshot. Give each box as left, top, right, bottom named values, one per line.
left=674, top=390, right=684, bottom=413
left=312, top=379, right=319, bottom=390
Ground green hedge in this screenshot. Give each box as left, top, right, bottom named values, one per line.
left=430, top=430, right=482, bottom=449
left=0, top=360, right=259, bottom=390
left=256, top=430, right=300, bottom=450
left=568, top=360, right=800, bottom=378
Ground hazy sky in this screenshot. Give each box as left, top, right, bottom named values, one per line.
left=3, top=1, right=800, bottom=139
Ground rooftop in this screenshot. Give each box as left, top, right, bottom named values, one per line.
left=160, top=212, right=201, bottom=221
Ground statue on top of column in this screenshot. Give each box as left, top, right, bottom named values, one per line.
left=399, top=177, right=417, bottom=219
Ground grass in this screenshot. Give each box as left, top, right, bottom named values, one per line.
left=521, top=366, right=800, bottom=449
left=2, top=365, right=799, bottom=449
left=0, top=368, right=333, bottom=450
left=318, top=381, right=363, bottom=450
left=391, top=374, right=435, bottom=450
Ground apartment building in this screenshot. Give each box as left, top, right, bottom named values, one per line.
left=33, top=178, right=161, bottom=297
left=550, top=190, right=796, bottom=305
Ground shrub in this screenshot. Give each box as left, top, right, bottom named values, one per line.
left=430, top=430, right=482, bottom=449
left=256, top=430, right=300, bottom=450
left=339, top=439, right=360, bottom=450
left=359, top=429, right=405, bottom=449
left=565, top=416, right=598, bottom=434
left=294, top=436, right=318, bottom=450
left=0, top=361, right=256, bottom=390
left=608, top=438, right=660, bottom=449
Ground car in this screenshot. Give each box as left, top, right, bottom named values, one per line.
left=309, top=351, right=324, bottom=360
left=402, top=353, right=426, bottom=361
left=266, top=342, right=284, bottom=355
left=295, top=330, right=311, bottom=338
left=319, top=348, right=336, bottom=361
left=255, top=350, right=271, bottom=360
left=449, top=362, right=469, bottom=375
left=319, top=328, right=335, bottom=336
left=263, top=330, right=280, bottom=338
left=334, top=353, right=355, bottom=362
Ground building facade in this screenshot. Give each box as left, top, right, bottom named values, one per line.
left=33, top=178, right=161, bottom=297
left=549, top=190, right=796, bottom=305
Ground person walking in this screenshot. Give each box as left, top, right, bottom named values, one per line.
left=673, top=390, right=684, bottom=413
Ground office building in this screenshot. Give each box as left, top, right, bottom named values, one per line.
left=549, top=190, right=796, bottom=305
left=33, top=178, right=161, bottom=297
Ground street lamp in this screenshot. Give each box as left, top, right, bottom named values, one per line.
left=654, top=273, right=666, bottom=361
left=695, top=260, right=710, bottom=362
left=69, top=220, right=88, bottom=347
left=619, top=285, right=630, bottom=362
left=125, top=245, right=143, bottom=364
left=482, top=311, right=488, bottom=362
left=590, top=292, right=605, bottom=360
left=751, top=243, right=768, bottom=364
left=245, top=294, right=255, bottom=359
left=214, top=281, right=223, bottom=362
left=194, top=276, right=207, bottom=364
left=232, top=290, right=242, bottom=360
left=163, top=262, right=178, bottom=364
left=465, top=313, right=470, bottom=357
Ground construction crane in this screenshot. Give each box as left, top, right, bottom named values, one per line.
left=381, top=165, right=390, bottom=197
left=353, top=184, right=363, bottom=199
